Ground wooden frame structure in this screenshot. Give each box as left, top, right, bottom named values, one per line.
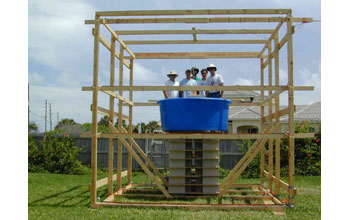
left=82, top=9, right=315, bottom=214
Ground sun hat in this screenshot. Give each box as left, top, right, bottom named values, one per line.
left=207, top=64, right=217, bottom=71
left=167, top=70, right=178, bottom=77
left=191, top=67, right=199, bottom=74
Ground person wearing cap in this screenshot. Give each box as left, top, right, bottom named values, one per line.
left=179, top=69, right=197, bottom=98
left=191, top=67, right=200, bottom=81
left=205, top=64, right=224, bottom=98
left=163, top=70, right=179, bottom=99
left=197, top=69, right=209, bottom=97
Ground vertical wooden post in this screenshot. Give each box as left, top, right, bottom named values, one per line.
left=128, top=58, right=134, bottom=184
left=108, top=35, right=116, bottom=195
left=274, top=33, right=281, bottom=197
left=287, top=17, right=295, bottom=208
left=268, top=42, right=274, bottom=193
left=260, top=57, right=265, bottom=185
left=117, top=45, right=124, bottom=191
left=91, top=15, right=100, bottom=208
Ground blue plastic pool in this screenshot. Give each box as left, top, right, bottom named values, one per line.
left=158, top=98, right=232, bottom=132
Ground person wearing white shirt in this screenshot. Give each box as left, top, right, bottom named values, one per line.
left=163, top=70, right=179, bottom=99
left=179, top=69, right=197, bottom=98
left=205, top=64, right=224, bottom=98
left=197, top=69, right=209, bottom=97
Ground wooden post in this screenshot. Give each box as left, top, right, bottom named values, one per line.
left=260, top=57, right=265, bottom=185
left=287, top=17, right=295, bottom=208
left=274, top=34, right=281, bottom=197
left=117, top=45, right=124, bottom=191
left=128, top=58, right=134, bottom=184
left=91, top=15, right=100, bottom=208
left=268, top=42, right=274, bottom=193
left=108, top=35, right=116, bottom=195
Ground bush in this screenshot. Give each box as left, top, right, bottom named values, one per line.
left=28, top=132, right=88, bottom=175
left=236, top=121, right=321, bottom=178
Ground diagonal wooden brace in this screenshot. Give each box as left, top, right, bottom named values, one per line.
left=109, top=123, right=171, bottom=198
left=120, top=126, right=169, bottom=187
left=219, top=138, right=269, bottom=197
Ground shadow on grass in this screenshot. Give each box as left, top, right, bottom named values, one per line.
left=29, top=185, right=93, bottom=208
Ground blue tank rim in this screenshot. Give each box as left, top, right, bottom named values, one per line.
left=157, top=97, right=232, bottom=104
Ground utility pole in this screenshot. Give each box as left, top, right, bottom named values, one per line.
left=49, top=103, right=52, bottom=131
left=45, top=100, right=47, bottom=133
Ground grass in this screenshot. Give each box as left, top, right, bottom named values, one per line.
left=28, top=172, right=320, bottom=220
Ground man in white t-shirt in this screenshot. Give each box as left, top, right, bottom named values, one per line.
left=163, top=70, right=179, bottom=99
left=197, top=69, right=209, bottom=97
left=205, top=64, right=224, bottom=98
left=179, top=69, right=197, bottom=98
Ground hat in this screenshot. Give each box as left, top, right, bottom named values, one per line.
left=191, top=67, right=199, bottom=73
left=167, top=70, right=178, bottom=77
left=207, top=64, right=217, bottom=71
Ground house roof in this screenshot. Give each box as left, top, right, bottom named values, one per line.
left=223, top=91, right=265, bottom=102
left=228, top=102, right=320, bottom=123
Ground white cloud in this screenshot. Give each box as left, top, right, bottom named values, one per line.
left=234, top=78, right=254, bottom=85
left=29, top=72, right=45, bottom=85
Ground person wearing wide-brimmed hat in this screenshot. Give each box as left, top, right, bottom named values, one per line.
left=191, top=67, right=200, bottom=81
left=163, top=70, right=179, bottom=99
left=206, top=64, right=224, bottom=98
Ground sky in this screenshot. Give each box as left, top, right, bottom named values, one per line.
left=28, top=0, right=321, bottom=132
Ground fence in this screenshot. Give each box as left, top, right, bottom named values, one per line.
left=32, top=135, right=245, bottom=170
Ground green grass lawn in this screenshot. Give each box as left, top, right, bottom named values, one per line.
left=28, top=172, right=320, bottom=220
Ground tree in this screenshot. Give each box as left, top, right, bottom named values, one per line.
left=28, top=122, right=38, bottom=133
left=145, top=120, right=161, bottom=133
left=114, top=119, right=128, bottom=130
left=98, top=115, right=110, bottom=127
left=55, top=118, right=77, bottom=130
left=54, top=118, right=85, bottom=135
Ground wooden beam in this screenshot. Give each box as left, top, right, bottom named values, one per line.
left=261, top=90, right=284, bottom=104
left=264, top=171, right=297, bottom=195
left=83, top=85, right=288, bottom=92
left=89, top=170, right=128, bottom=190
left=85, top=17, right=313, bottom=24
left=97, top=34, right=130, bottom=68
left=102, top=90, right=133, bottom=106
left=259, top=22, right=283, bottom=57
left=114, top=29, right=275, bottom=35
left=124, top=39, right=269, bottom=45
left=100, top=132, right=292, bottom=140
left=128, top=58, right=134, bottom=184
left=102, top=22, right=136, bottom=59
left=263, top=105, right=295, bottom=121
left=125, top=52, right=262, bottom=59
left=91, top=105, right=129, bottom=120
left=268, top=42, right=274, bottom=193
left=96, top=9, right=292, bottom=16
left=260, top=57, right=265, bottom=185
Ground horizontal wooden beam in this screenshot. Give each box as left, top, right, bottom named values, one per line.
left=98, top=34, right=130, bottom=68
left=82, top=85, right=314, bottom=92
left=102, top=22, right=136, bottom=58
left=122, top=102, right=264, bottom=107
left=92, top=105, right=129, bottom=121
left=89, top=170, right=127, bottom=190
left=114, top=29, right=275, bottom=35
left=96, top=9, right=292, bottom=16
left=85, top=17, right=313, bottom=24
left=95, top=132, right=314, bottom=140
left=102, top=91, right=133, bottom=106
left=124, top=40, right=268, bottom=45
left=125, top=52, right=262, bottom=59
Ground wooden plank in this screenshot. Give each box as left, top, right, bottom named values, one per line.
left=260, top=57, right=265, bottom=185
left=102, top=90, right=133, bottom=106
left=90, top=15, right=100, bottom=208
left=124, top=39, right=269, bottom=45
left=259, top=22, right=283, bottom=57
left=120, top=126, right=169, bottom=187
left=287, top=18, right=295, bottom=207
left=268, top=42, right=274, bottom=193
left=108, top=35, right=116, bottom=195
left=91, top=105, right=129, bottom=120
left=264, top=170, right=297, bottom=195
left=128, top=58, right=134, bottom=184
left=125, top=52, right=262, bottom=59
left=115, top=29, right=275, bottom=35
left=96, top=9, right=292, bottom=16
left=98, top=35, right=130, bottom=68
left=89, top=170, right=128, bottom=190
left=262, top=105, right=295, bottom=121
left=98, top=201, right=285, bottom=211
left=261, top=90, right=284, bottom=104
left=82, top=85, right=288, bottom=92
left=102, top=22, right=135, bottom=58
left=85, top=17, right=312, bottom=24
left=123, top=102, right=264, bottom=107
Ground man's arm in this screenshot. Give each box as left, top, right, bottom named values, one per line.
left=163, top=91, right=169, bottom=99
left=220, top=83, right=224, bottom=97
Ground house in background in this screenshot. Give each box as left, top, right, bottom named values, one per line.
left=223, top=91, right=321, bottom=133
